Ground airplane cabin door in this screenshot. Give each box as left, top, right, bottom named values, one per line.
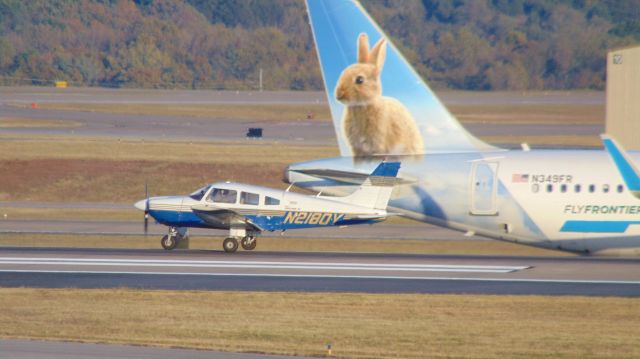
left=469, top=161, right=499, bottom=216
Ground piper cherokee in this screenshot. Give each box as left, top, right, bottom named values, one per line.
left=134, top=161, right=401, bottom=253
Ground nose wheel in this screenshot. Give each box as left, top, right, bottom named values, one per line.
left=161, top=235, right=177, bottom=250
left=241, top=236, right=257, bottom=250
left=161, top=227, right=186, bottom=250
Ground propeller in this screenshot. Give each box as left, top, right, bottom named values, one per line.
left=144, top=182, right=149, bottom=235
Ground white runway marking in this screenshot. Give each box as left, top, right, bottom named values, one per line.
left=2, top=269, right=640, bottom=285
left=0, top=257, right=529, bottom=273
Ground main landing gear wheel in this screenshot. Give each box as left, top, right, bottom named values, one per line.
left=161, top=235, right=177, bottom=250
left=223, top=237, right=239, bottom=253
left=241, top=236, right=257, bottom=250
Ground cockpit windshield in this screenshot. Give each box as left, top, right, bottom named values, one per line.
left=189, top=185, right=211, bottom=201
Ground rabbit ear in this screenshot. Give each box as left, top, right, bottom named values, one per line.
left=357, top=33, right=370, bottom=63
left=369, top=38, right=387, bottom=75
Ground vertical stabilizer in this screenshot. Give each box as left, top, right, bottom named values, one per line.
left=305, top=0, right=493, bottom=156
left=602, top=135, right=640, bottom=199
left=338, top=161, right=400, bottom=210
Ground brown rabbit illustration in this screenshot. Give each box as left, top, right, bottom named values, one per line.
left=335, top=33, right=424, bottom=157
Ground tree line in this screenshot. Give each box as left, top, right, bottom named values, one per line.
left=0, top=0, right=637, bottom=90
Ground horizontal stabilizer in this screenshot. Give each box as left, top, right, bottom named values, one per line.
left=291, top=165, right=413, bottom=186
left=333, top=161, right=401, bottom=209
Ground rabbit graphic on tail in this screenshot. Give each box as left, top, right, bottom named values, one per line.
left=335, top=33, right=424, bottom=157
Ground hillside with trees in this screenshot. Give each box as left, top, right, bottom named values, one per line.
left=0, top=0, right=638, bottom=90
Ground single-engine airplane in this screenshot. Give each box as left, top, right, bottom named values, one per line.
left=134, top=161, right=401, bottom=253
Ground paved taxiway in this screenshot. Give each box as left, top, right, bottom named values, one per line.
left=1, top=247, right=638, bottom=296
left=1, top=339, right=298, bottom=359
left=0, top=219, right=481, bottom=240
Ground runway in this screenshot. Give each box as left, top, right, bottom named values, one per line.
left=0, top=219, right=480, bottom=240
left=1, top=247, right=638, bottom=296
left=0, top=339, right=296, bottom=359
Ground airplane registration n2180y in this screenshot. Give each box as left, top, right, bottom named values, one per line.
left=281, top=0, right=640, bottom=256
left=135, top=162, right=401, bottom=253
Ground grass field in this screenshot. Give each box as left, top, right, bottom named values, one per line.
left=0, top=234, right=570, bottom=256
left=0, top=117, right=82, bottom=128
left=30, top=103, right=333, bottom=122
left=0, top=135, right=337, bottom=202
left=1, top=288, right=638, bottom=358
left=30, top=97, right=604, bottom=126
left=450, top=104, right=603, bottom=124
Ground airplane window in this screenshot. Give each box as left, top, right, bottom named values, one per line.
left=546, top=184, right=553, bottom=193
left=589, top=184, right=596, bottom=193
left=618, top=184, right=624, bottom=193
left=189, top=185, right=211, bottom=201
left=560, top=184, right=567, bottom=193
left=603, top=184, right=610, bottom=193
left=531, top=184, right=539, bottom=193
left=265, top=196, right=280, bottom=205
left=240, top=192, right=259, bottom=205
left=574, top=184, right=581, bottom=193
left=209, top=188, right=237, bottom=204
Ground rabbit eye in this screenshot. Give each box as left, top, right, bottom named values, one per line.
left=355, top=76, right=365, bottom=85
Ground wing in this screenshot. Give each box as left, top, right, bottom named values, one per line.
left=191, top=204, right=263, bottom=231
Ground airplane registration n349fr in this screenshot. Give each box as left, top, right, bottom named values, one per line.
left=135, top=162, right=401, bottom=253
left=282, top=0, right=640, bottom=256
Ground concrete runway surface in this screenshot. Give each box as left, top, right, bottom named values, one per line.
left=0, top=339, right=301, bottom=359
left=1, top=247, right=638, bottom=296
left=0, top=219, right=480, bottom=241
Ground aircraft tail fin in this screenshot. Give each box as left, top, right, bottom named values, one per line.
left=602, top=135, right=640, bottom=199
left=305, top=0, right=494, bottom=156
left=337, top=161, right=400, bottom=210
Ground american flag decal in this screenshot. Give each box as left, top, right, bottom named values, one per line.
left=512, top=174, right=529, bottom=183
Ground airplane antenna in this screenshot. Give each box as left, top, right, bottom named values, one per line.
left=144, top=181, right=149, bottom=236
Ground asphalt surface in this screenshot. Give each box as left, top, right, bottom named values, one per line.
left=0, top=87, right=604, bottom=143
left=1, top=247, right=638, bottom=296
left=0, top=339, right=300, bottom=359
left=0, top=219, right=480, bottom=240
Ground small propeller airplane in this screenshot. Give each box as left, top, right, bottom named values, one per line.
left=134, top=161, right=402, bottom=253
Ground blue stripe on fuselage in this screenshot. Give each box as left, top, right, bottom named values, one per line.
left=561, top=220, right=640, bottom=233
left=149, top=210, right=209, bottom=228
left=247, top=211, right=379, bottom=231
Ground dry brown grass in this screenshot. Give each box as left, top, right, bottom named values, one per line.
left=0, top=288, right=637, bottom=358
left=31, top=100, right=603, bottom=125
left=0, top=117, right=82, bottom=128
left=0, top=137, right=337, bottom=202
left=0, top=234, right=570, bottom=256
left=482, top=135, right=601, bottom=147
left=33, top=103, right=332, bottom=122
left=452, top=104, right=604, bottom=124
left=0, top=135, right=337, bottom=163
left=0, top=208, right=138, bottom=221
left=0, top=159, right=288, bottom=202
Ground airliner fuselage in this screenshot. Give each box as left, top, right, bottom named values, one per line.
left=287, top=149, right=640, bottom=255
